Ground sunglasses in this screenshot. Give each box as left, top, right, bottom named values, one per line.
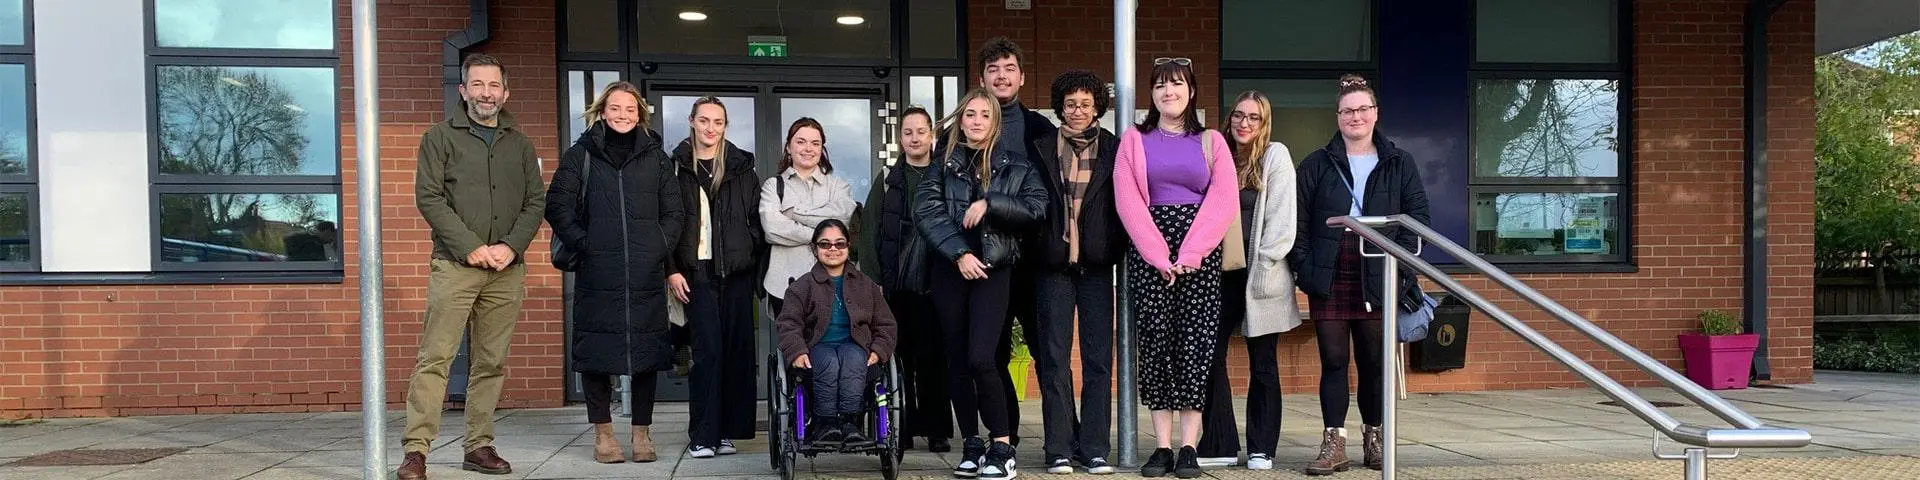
left=1153, top=57, right=1193, bottom=66
left=814, top=240, right=850, bottom=251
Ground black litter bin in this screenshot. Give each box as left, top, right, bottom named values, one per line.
left=1410, top=293, right=1471, bottom=372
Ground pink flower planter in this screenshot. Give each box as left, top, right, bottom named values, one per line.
left=1677, top=333, right=1759, bottom=390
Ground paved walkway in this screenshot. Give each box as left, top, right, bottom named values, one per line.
left=2, top=371, right=1917, bottom=479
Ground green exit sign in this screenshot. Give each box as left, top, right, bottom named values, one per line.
left=748, top=35, right=788, bottom=57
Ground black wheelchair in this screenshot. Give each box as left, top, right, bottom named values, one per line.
left=763, top=349, right=906, bottom=480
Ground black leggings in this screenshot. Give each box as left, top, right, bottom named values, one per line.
left=1316, top=318, right=1385, bottom=428
left=931, top=261, right=1015, bottom=439
left=583, top=373, right=659, bottom=425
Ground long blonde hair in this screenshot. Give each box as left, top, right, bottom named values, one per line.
left=688, top=96, right=729, bottom=189
left=942, top=88, right=1002, bottom=188
left=1225, top=91, right=1273, bottom=191
left=584, top=81, right=650, bottom=131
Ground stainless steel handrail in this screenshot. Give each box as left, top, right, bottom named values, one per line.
left=1330, top=215, right=1811, bottom=478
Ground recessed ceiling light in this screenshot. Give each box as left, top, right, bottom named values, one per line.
left=679, top=11, right=707, bottom=21
left=836, top=15, right=865, bottom=25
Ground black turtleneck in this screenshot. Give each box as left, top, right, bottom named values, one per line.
left=999, top=99, right=1026, bottom=160
left=604, top=126, right=637, bottom=162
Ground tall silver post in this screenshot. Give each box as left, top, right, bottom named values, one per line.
left=1380, top=254, right=1399, bottom=479
left=351, top=0, right=386, bottom=478
left=1683, top=447, right=1707, bottom=480
left=1112, top=0, right=1139, bottom=468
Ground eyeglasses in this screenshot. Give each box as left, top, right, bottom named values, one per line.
left=814, top=240, right=850, bottom=250
left=1228, top=112, right=1265, bottom=125
left=1337, top=105, right=1377, bottom=117
left=1153, top=57, right=1192, bottom=66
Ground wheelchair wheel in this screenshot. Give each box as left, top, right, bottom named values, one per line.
left=765, top=357, right=785, bottom=473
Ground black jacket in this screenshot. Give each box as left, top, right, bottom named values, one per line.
left=915, top=145, right=1049, bottom=269
left=668, top=139, right=765, bottom=278
left=1030, top=128, right=1125, bottom=269
left=1290, top=132, right=1431, bottom=313
left=545, top=123, right=685, bottom=375
left=875, top=161, right=934, bottom=293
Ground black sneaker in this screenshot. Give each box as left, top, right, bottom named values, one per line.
left=979, top=441, right=1017, bottom=479
left=841, top=417, right=867, bottom=445
left=1045, top=455, right=1072, bottom=474
left=953, top=437, right=986, bottom=478
left=1081, top=456, right=1115, bottom=475
left=1174, top=446, right=1203, bottom=478
left=1141, top=448, right=1175, bottom=477
left=816, top=416, right=845, bottom=443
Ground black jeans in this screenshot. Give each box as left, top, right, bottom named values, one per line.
left=583, top=373, right=659, bottom=425
left=932, top=260, right=1015, bottom=439
left=1003, top=266, right=1040, bottom=442
left=1316, top=316, right=1385, bottom=428
left=688, top=263, right=760, bottom=446
left=1197, top=270, right=1283, bottom=457
left=889, top=291, right=953, bottom=440
left=1032, top=266, right=1114, bottom=460
left=808, top=342, right=869, bottom=418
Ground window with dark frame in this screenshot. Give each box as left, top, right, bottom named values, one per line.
left=1469, top=0, right=1629, bottom=264
left=146, top=0, right=342, bottom=272
left=1, top=0, right=34, bottom=272
left=1218, top=0, right=1380, bottom=166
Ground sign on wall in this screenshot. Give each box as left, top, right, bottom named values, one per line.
left=748, top=35, right=788, bottom=57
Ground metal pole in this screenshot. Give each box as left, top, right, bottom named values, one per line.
left=1112, top=0, right=1138, bottom=468
left=351, top=0, right=386, bottom=478
left=1380, top=254, right=1399, bottom=479
left=1683, top=447, right=1708, bottom=480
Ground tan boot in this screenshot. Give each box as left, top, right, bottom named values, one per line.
left=593, top=423, right=624, bottom=464
left=1363, top=425, right=1384, bottom=470
left=631, top=425, right=657, bottom=463
left=1304, top=428, right=1350, bottom=476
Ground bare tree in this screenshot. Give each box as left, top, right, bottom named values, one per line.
left=156, top=66, right=312, bottom=226
left=0, top=133, right=22, bottom=175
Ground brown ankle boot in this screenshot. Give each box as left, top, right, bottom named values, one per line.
left=631, top=425, right=657, bottom=462
left=1304, top=428, right=1350, bottom=476
left=593, top=423, right=624, bottom=463
left=1363, top=425, right=1384, bottom=470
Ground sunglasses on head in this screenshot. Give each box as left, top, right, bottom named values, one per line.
left=1153, top=57, right=1192, bottom=66
left=814, top=240, right=850, bottom=250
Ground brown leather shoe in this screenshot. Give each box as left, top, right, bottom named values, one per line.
left=1304, top=428, right=1350, bottom=476
left=462, top=446, right=512, bottom=475
left=396, top=452, right=427, bottom=480
left=1363, top=425, right=1384, bottom=470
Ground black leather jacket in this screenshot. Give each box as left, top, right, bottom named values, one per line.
left=914, top=144, right=1049, bottom=269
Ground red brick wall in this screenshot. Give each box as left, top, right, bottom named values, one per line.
left=1, top=0, right=1816, bottom=419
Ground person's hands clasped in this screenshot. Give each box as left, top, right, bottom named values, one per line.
left=956, top=253, right=989, bottom=280
left=962, top=200, right=988, bottom=229
left=486, top=244, right=516, bottom=270
left=465, top=246, right=495, bottom=269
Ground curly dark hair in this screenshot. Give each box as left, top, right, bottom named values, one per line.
left=1049, top=69, right=1109, bottom=123
left=977, top=36, right=1024, bottom=71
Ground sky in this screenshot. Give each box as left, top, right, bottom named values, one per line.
left=152, top=1, right=337, bottom=176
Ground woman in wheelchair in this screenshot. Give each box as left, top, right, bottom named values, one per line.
left=775, top=219, right=899, bottom=445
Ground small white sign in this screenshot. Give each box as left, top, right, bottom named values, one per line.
left=1006, top=0, right=1031, bottom=10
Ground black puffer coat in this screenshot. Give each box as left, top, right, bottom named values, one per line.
left=914, top=145, right=1049, bottom=268
left=668, top=140, right=765, bottom=279
left=1290, top=132, right=1430, bottom=314
left=546, top=123, right=686, bottom=375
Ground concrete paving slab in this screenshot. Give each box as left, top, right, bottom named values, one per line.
left=0, top=465, right=135, bottom=480
left=91, top=452, right=298, bottom=480
left=1813, top=433, right=1920, bottom=450
left=522, top=446, right=677, bottom=479
left=1496, top=425, right=1637, bottom=442
left=238, top=466, right=362, bottom=480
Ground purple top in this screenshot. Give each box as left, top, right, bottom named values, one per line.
left=1142, top=132, right=1209, bottom=206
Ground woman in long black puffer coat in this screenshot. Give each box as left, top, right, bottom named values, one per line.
left=544, top=81, right=685, bottom=464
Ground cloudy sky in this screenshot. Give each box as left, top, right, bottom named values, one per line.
left=0, top=0, right=21, bottom=45
left=153, top=1, right=337, bottom=176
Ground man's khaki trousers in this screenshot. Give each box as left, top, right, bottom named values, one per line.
left=402, top=258, right=526, bottom=454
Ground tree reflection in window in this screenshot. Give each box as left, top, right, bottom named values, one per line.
left=156, top=66, right=317, bottom=176
left=159, top=193, right=338, bottom=263
left=0, top=192, right=25, bottom=263
left=1473, top=79, right=1619, bottom=178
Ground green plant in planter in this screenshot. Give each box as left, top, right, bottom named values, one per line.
left=1698, top=310, right=1742, bottom=336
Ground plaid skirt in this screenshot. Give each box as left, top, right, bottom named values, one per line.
left=1310, top=232, right=1380, bottom=322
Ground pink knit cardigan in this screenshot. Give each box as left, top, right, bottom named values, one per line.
left=1112, top=128, right=1241, bottom=272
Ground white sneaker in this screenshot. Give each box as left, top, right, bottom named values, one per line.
left=1045, top=457, right=1072, bottom=474
left=717, top=439, right=738, bottom=455
left=1084, top=457, right=1116, bottom=475
left=1197, top=456, right=1239, bottom=467
left=1246, top=453, right=1273, bottom=470
left=688, top=445, right=716, bottom=458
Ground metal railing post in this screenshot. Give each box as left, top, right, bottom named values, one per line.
left=1684, top=448, right=1708, bottom=480
left=351, top=0, right=386, bottom=477
left=1112, top=0, right=1139, bottom=468
left=1380, top=254, right=1399, bottom=479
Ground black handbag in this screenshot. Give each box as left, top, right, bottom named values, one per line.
left=551, top=154, right=592, bottom=272
left=892, top=232, right=931, bottom=294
